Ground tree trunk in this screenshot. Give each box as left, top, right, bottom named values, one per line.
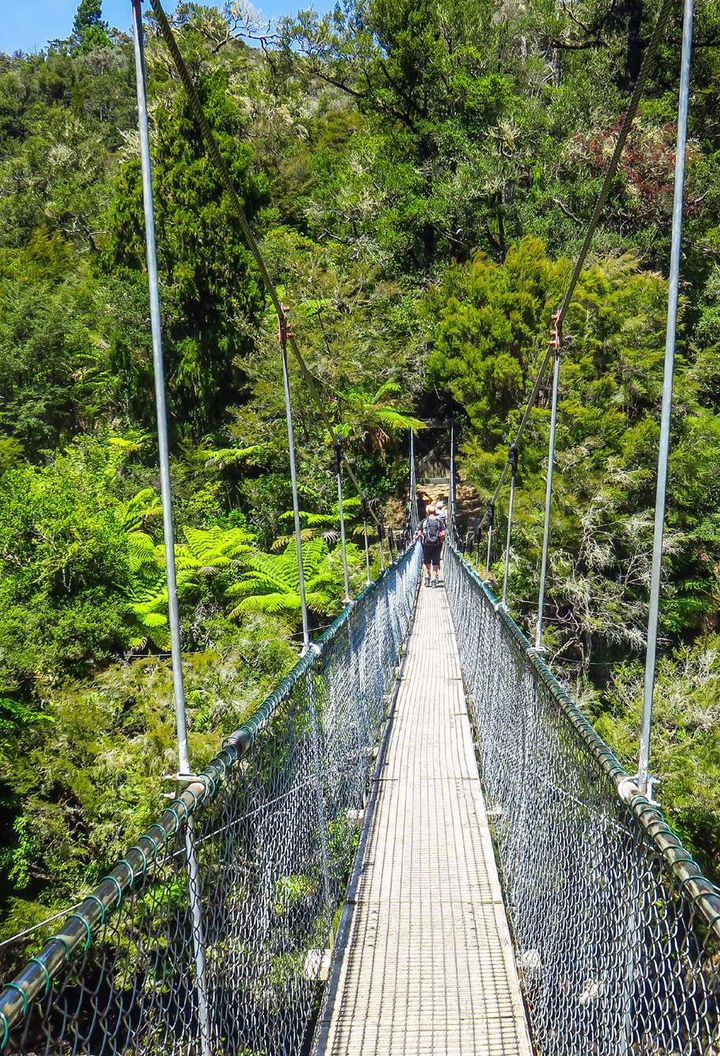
left=625, top=0, right=644, bottom=89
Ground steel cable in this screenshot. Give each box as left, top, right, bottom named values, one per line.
left=490, top=0, right=676, bottom=508
left=146, top=0, right=381, bottom=528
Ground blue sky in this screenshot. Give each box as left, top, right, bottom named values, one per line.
left=0, top=1, right=311, bottom=55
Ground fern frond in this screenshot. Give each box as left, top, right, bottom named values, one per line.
left=229, top=592, right=303, bottom=618
left=183, top=525, right=254, bottom=566
left=271, top=528, right=314, bottom=551
left=134, top=611, right=168, bottom=629
left=372, top=379, right=403, bottom=400
left=121, top=490, right=163, bottom=533
left=372, top=408, right=425, bottom=432
left=306, top=591, right=337, bottom=616
left=127, top=531, right=158, bottom=572
left=202, top=445, right=266, bottom=470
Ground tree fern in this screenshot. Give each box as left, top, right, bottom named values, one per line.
left=199, top=445, right=266, bottom=470
left=227, top=538, right=362, bottom=620
left=182, top=525, right=254, bottom=568
left=120, top=489, right=163, bottom=533
left=340, top=381, right=425, bottom=449
left=273, top=498, right=362, bottom=550
left=124, top=524, right=253, bottom=644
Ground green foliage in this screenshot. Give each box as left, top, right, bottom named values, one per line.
left=228, top=537, right=363, bottom=622
left=591, top=640, right=720, bottom=878
left=71, top=0, right=112, bottom=53
left=0, top=440, right=135, bottom=694
left=273, top=874, right=317, bottom=915
left=126, top=522, right=255, bottom=646
left=0, top=0, right=719, bottom=934
left=105, top=60, right=268, bottom=435
left=0, top=237, right=114, bottom=450
left=428, top=238, right=567, bottom=444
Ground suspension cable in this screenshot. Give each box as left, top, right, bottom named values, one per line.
left=146, top=0, right=381, bottom=529
left=490, top=0, right=675, bottom=509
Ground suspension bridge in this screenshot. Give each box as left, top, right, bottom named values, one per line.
left=1, top=540, right=718, bottom=1055
left=1, top=0, right=719, bottom=1052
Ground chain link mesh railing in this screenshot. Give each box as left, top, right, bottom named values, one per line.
left=0, top=543, right=422, bottom=1056
left=445, top=544, right=720, bottom=1056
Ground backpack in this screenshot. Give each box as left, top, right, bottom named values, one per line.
left=422, top=515, right=443, bottom=544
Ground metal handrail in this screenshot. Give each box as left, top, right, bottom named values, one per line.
left=0, top=544, right=421, bottom=1045
left=447, top=543, right=720, bottom=938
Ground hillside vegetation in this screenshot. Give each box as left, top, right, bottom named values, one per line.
left=1, top=0, right=720, bottom=945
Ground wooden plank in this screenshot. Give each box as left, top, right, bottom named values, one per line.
left=313, top=578, right=533, bottom=1056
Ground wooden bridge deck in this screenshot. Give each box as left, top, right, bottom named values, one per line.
left=313, top=576, right=532, bottom=1055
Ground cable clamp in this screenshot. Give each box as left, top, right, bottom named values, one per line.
left=163, top=772, right=210, bottom=786
left=278, top=305, right=294, bottom=345
left=550, top=311, right=562, bottom=356
left=632, top=773, right=660, bottom=804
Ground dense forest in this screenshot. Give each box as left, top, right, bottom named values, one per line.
left=1, top=0, right=720, bottom=948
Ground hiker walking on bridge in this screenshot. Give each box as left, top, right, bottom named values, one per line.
left=417, top=503, right=445, bottom=587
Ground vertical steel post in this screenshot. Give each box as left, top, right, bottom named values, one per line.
left=638, top=0, right=694, bottom=797
left=131, top=7, right=211, bottom=1055
left=278, top=318, right=311, bottom=654
left=502, top=442, right=519, bottom=609
left=535, top=317, right=562, bottom=650
left=335, top=441, right=351, bottom=604
left=485, top=501, right=495, bottom=573
left=378, top=509, right=387, bottom=571
left=131, top=0, right=188, bottom=791
left=449, top=420, right=456, bottom=543
left=361, top=497, right=372, bottom=585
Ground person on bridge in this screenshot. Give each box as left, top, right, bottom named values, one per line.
left=417, top=503, right=445, bottom=587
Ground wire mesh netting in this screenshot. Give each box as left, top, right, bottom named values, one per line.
left=445, top=545, right=720, bottom=1056
left=0, top=544, right=422, bottom=1056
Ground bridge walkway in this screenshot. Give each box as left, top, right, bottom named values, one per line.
left=313, top=575, right=532, bottom=1055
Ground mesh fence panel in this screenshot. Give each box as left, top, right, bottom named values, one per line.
left=445, top=545, right=720, bottom=1056
left=0, top=544, right=422, bottom=1056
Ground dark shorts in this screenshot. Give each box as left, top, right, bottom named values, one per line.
left=422, top=541, right=441, bottom=568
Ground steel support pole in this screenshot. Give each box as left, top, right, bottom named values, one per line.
left=409, top=430, right=418, bottom=531
left=638, top=0, right=694, bottom=797
left=484, top=500, right=495, bottom=575
left=535, top=342, right=561, bottom=649
left=377, top=507, right=386, bottom=572
left=335, top=442, right=351, bottom=604
left=501, top=480, right=515, bottom=606
left=361, top=498, right=372, bottom=585
left=502, top=442, right=519, bottom=608
left=131, top=7, right=211, bottom=1055
left=279, top=322, right=311, bottom=654
left=131, top=0, right=188, bottom=789
left=449, top=421, right=456, bottom=543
